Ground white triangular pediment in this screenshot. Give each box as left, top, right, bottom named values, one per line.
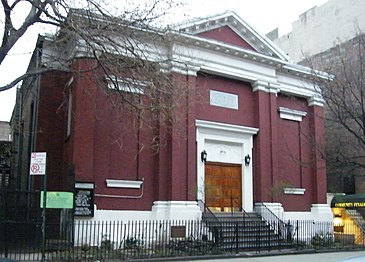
left=176, top=11, right=289, bottom=61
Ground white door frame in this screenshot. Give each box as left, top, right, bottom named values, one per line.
left=196, top=120, right=258, bottom=212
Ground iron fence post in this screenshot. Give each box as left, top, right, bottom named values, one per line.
left=3, top=220, right=8, bottom=258
left=296, top=220, right=299, bottom=248
left=2, top=188, right=9, bottom=258
left=235, top=221, right=239, bottom=254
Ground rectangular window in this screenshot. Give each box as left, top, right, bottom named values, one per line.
left=107, top=77, right=147, bottom=94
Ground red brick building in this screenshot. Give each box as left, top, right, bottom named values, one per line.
left=14, top=11, right=332, bottom=222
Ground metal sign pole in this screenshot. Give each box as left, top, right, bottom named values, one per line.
left=41, top=170, right=47, bottom=262
left=29, top=152, right=47, bottom=261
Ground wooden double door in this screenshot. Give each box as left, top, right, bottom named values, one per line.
left=205, top=162, right=242, bottom=212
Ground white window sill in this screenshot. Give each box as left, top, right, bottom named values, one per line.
left=106, top=179, right=143, bottom=189
left=283, top=187, right=306, bottom=195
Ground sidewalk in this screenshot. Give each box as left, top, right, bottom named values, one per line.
left=176, top=250, right=365, bottom=262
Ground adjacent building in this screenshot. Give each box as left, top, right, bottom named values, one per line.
left=0, top=121, right=11, bottom=189
left=270, top=0, right=365, bottom=194
left=269, top=0, right=365, bottom=63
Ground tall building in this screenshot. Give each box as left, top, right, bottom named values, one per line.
left=0, top=121, right=11, bottom=142
left=0, top=121, right=11, bottom=189
left=269, top=0, right=365, bottom=63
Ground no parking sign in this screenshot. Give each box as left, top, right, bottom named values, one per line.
left=29, top=152, right=47, bottom=175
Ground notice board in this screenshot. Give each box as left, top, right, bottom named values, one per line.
left=74, top=182, right=94, bottom=217
left=40, top=191, right=74, bottom=209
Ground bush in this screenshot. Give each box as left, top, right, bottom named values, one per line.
left=125, top=236, right=143, bottom=250
left=100, top=234, right=114, bottom=251
left=311, top=232, right=334, bottom=248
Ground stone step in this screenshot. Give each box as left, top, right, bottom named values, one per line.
left=220, top=241, right=293, bottom=251
left=211, top=212, right=260, bottom=218
left=204, top=213, right=263, bottom=222
left=202, top=210, right=290, bottom=252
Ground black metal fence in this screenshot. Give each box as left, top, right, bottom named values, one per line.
left=1, top=219, right=365, bottom=261
left=0, top=168, right=10, bottom=189
left=0, top=189, right=73, bottom=261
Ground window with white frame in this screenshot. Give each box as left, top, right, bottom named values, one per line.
left=278, top=107, right=307, bottom=122
left=107, top=77, right=147, bottom=94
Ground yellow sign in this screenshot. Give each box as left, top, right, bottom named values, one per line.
left=334, top=202, right=365, bottom=208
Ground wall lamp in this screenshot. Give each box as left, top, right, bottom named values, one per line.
left=201, top=150, right=207, bottom=163
left=244, top=154, right=251, bottom=166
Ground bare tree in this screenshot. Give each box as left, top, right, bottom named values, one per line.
left=305, top=33, right=365, bottom=192
left=0, top=0, right=183, bottom=92
left=4, top=1, right=195, bottom=157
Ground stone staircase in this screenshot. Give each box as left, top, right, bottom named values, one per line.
left=346, top=207, right=365, bottom=244
left=202, top=211, right=293, bottom=252
left=346, top=209, right=365, bottom=231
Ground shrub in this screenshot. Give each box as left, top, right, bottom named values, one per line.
left=311, top=232, right=334, bottom=248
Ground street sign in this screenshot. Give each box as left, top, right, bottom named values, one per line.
left=29, top=152, right=47, bottom=175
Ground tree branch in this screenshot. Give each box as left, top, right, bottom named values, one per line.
left=0, top=67, right=53, bottom=92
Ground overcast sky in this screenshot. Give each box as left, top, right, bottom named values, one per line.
left=0, top=0, right=328, bottom=122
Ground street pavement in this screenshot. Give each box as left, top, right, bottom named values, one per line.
left=177, top=250, right=365, bottom=262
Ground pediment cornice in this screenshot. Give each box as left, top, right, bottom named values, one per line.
left=175, top=11, right=289, bottom=61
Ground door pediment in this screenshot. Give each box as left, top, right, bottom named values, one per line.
left=205, top=141, right=242, bottom=164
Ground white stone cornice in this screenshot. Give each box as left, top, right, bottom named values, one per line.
left=281, top=64, right=332, bottom=81
left=160, top=60, right=200, bottom=76
left=308, top=95, right=325, bottom=107
left=252, top=80, right=281, bottom=94
left=200, top=64, right=258, bottom=83
left=196, top=119, right=259, bottom=136
left=278, top=107, right=307, bottom=122
left=171, top=33, right=285, bottom=68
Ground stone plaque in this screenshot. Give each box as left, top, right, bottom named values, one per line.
left=170, top=226, right=186, bottom=238
left=210, top=90, right=238, bottom=110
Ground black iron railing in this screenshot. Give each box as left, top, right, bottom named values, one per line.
left=1, top=219, right=365, bottom=260
left=254, top=202, right=288, bottom=240
left=197, top=199, right=220, bottom=225
left=230, top=196, right=242, bottom=215
left=0, top=168, right=10, bottom=189
left=198, top=199, right=224, bottom=249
